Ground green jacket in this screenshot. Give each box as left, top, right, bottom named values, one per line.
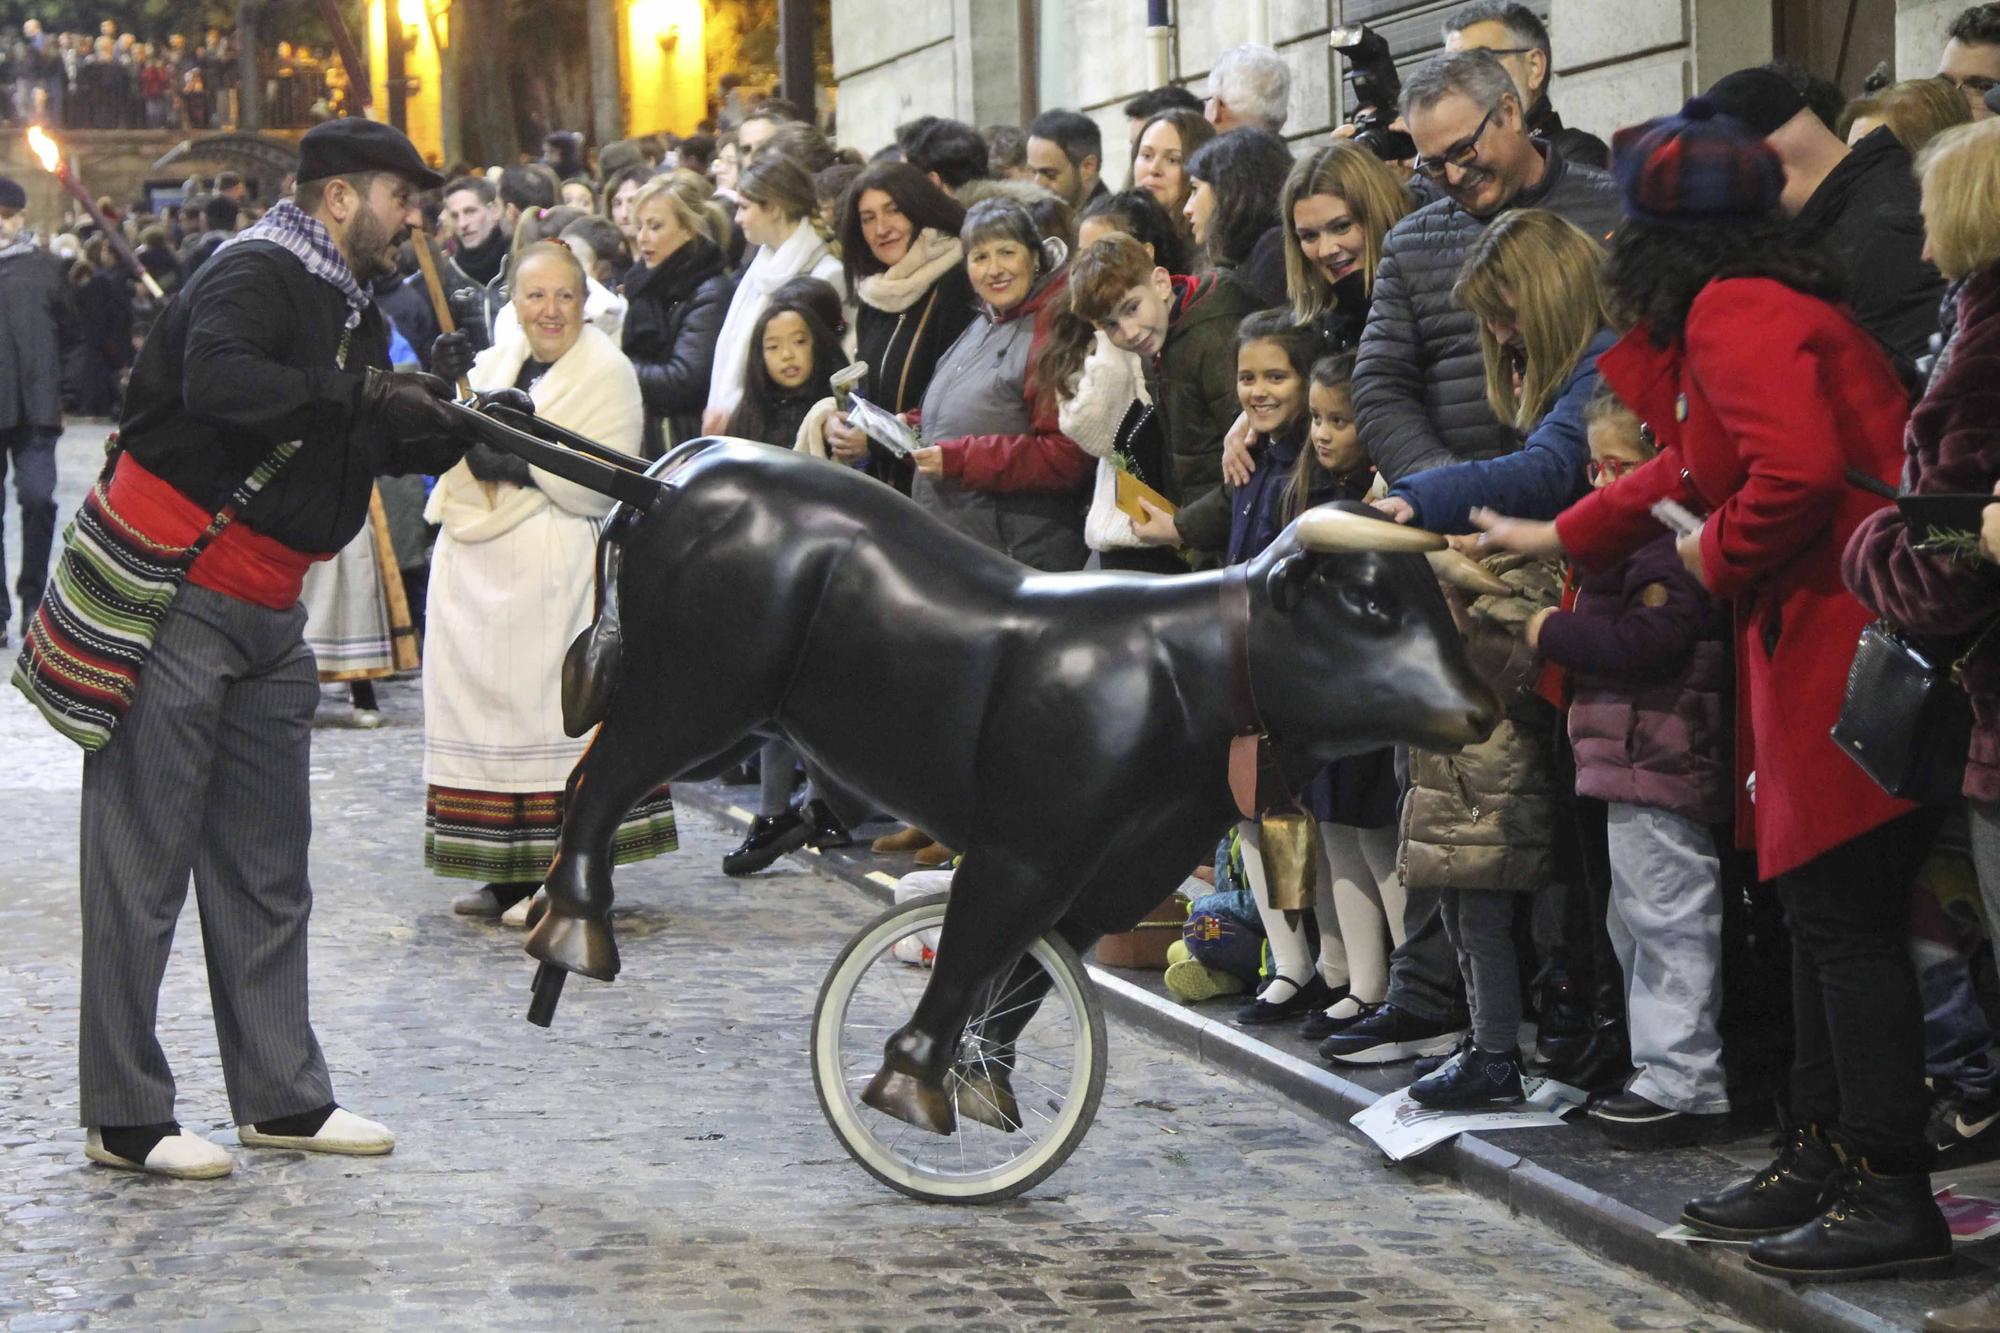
left=1149, top=272, right=1268, bottom=556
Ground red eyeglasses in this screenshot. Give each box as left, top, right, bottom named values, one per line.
left=1586, top=457, right=1641, bottom=484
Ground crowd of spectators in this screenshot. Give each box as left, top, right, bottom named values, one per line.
left=2, top=18, right=344, bottom=132
left=9, top=0, right=2000, bottom=1318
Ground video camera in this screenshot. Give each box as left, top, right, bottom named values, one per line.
left=1329, top=24, right=1416, bottom=163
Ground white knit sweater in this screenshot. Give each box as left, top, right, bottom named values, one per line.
left=1058, top=330, right=1151, bottom=552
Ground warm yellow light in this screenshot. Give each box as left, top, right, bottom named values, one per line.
left=25, top=124, right=61, bottom=175
left=398, top=0, right=426, bottom=29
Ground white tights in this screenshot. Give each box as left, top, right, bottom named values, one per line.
left=1242, top=820, right=1404, bottom=1005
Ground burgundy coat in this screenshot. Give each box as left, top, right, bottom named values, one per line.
left=1843, top=265, right=2000, bottom=802
left=1554, top=277, right=1913, bottom=880
left=1538, top=533, right=1733, bottom=824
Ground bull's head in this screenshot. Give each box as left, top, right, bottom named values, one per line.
left=1243, top=502, right=1503, bottom=760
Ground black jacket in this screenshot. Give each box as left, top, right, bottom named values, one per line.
left=1227, top=224, right=1289, bottom=309
left=1795, top=126, right=1945, bottom=380
left=119, top=239, right=462, bottom=555
left=0, top=244, right=80, bottom=432
left=1527, top=97, right=1609, bottom=171
left=853, top=260, right=978, bottom=488
left=373, top=269, right=441, bottom=370
left=1355, top=144, right=1623, bottom=483
left=620, top=236, right=733, bottom=458
left=441, top=228, right=509, bottom=351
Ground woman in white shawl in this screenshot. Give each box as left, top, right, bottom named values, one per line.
left=700, top=153, right=845, bottom=434
left=423, top=241, right=676, bottom=919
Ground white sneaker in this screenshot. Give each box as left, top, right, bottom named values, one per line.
left=86, top=1128, right=234, bottom=1179
left=500, top=887, right=546, bottom=928
left=238, top=1107, right=395, bottom=1156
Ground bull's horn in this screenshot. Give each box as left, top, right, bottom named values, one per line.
left=1294, top=506, right=1447, bottom=554
left=1427, top=548, right=1511, bottom=596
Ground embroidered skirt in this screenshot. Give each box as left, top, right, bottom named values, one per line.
left=423, top=782, right=679, bottom=883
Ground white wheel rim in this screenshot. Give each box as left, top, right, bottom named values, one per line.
left=814, top=901, right=1098, bottom=1200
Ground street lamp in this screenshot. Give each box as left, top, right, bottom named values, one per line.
left=24, top=125, right=165, bottom=299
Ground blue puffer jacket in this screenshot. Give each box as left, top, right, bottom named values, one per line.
left=1387, top=326, right=1617, bottom=534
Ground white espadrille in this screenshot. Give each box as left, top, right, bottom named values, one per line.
left=85, top=1128, right=234, bottom=1180
left=499, top=886, right=546, bottom=929
left=237, top=1107, right=395, bottom=1155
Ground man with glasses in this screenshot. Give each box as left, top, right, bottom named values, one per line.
left=1442, top=1, right=1608, bottom=168
left=1940, top=3, right=2000, bottom=121
left=1320, top=50, right=1620, bottom=1073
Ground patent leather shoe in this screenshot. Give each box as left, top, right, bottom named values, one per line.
left=722, top=810, right=809, bottom=876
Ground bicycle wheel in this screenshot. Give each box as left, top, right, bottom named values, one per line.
left=811, top=893, right=1106, bottom=1204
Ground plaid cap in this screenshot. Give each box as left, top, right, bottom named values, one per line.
left=1610, top=97, right=1783, bottom=227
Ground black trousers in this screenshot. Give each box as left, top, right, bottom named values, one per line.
left=0, top=423, right=60, bottom=626
left=1778, top=807, right=1943, bottom=1170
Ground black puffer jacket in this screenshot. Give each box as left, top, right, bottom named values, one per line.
left=0, top=243, right=78, bottom=431
left=1354, top=145, right=1622, bottom=484
left=620, top=235, right=733, bottom=458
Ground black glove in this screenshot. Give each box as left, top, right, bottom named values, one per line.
left=473, top=387, right=536, bottom=418
left=430, top=330, right=475, bottom=384
left=362, top=368, right=459, bottom=442
left=463, top=440, right=535, bottom=488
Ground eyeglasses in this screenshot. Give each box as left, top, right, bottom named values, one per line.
left=1585, top=456, right=1641, bottom=484
left=1413, top=103, right=1499, bottom=180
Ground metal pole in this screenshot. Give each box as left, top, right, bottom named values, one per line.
left=1145, top=0, right=1173, bottom=88
left=1018, top=0, right=1039, bottom=120
left=778, top=0, right=815, bottom=120
left=236, top=0, right=262, bottom=129
left=1245, top=0, right=1268, bottom=46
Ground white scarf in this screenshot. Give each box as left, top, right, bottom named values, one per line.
left=856, top=230, right=963, bottom=314
left=426, top=320, right=644, bottom=541
left=707, top=216, right=842, bottom=421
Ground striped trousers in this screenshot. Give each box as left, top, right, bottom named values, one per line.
left=77, top=582, right=333, bottom=1127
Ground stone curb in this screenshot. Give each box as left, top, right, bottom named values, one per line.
left=677, top=785, right=1893, bottom=1333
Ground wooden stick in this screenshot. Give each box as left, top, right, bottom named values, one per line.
left=368, top=486, right=422, bottom=671
left=410, top=234, right=473, bottom=396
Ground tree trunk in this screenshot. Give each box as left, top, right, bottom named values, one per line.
left=457, top=0, right=518, bottom=164
left=236, top=0, right=262, bottom=130
left=586, top=0, right=621, bottom=147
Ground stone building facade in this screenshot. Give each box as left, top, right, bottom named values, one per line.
left=832, top=0, right=1975, bottom=174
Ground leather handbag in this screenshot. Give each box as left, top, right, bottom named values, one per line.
left=1830, top=621, right=1975, bottom=804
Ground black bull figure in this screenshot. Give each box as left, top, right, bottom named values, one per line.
left=523, top=436, right=1502, bottom=1135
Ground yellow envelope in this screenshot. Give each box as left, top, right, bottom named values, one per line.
left=1114, top=469, right=1177, bottom=523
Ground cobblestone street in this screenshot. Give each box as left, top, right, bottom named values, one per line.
left=1, top=428, right=1753, bottom=1330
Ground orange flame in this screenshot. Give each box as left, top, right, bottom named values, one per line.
left=25, top=124, right=62, bottom=175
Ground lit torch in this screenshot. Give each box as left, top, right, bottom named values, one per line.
left=26, top=125, right=166, bottom=300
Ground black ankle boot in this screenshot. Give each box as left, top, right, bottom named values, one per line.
left=1550, top=1013, right=1634, bottom=1096
left=800, top=798, right=852, bottom=850
left=1745, top=1159, right=1953, bottom=1282
left=722, top=810, right=809, bottom=876
left=1682, top=1120, right=1840, bottom=1239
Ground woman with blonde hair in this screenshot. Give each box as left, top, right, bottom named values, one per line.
left=1375, top=208, right=1618, bottom=532
left=1279, top=140, right=1417, bottom=347
left=701, top=153, right=845, bottom=433
left=1839, top=76, right=1970, bottom=153
left=621, top=172, right=732, bottom=456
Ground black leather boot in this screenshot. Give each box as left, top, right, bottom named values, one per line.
left=801, top=798, right=853, bottom=850
left=1549, top=1011, right=1633, bottom=1095
left=1745, top=1159, right=1953, bottom=1282
left=1682, top=1120, right=1840, bottom=1239
left=722, top=810, right=809, bottom=876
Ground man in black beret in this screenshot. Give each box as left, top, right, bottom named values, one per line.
left=1705, top=63, right=1944, bottom=382
left=70, top=119, right=468, bottom=1180
left=0, top=173, right=79, bottom=651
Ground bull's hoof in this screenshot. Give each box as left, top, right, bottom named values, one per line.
left=861, top=1063, right=958, bottom=1136
left=953, top=1063, right=1021, bottom=1133
left=524, top=908, right=620, bottom=982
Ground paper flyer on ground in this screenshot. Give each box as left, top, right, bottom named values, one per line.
left=1351, top=1076, right=1586, bottom=1162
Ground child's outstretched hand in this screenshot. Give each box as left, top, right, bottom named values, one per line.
left=1470, top=507, right=1564, bottom=558
left=1372, top=495, right=1415, bottom=524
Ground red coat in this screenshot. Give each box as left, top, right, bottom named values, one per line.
left=1554, top=277, right=1913, bottom=880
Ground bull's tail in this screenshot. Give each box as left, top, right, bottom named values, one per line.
left=559, top=437, right=724, bottom=736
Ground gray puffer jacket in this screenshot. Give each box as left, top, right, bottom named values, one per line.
left=1355, top=147, right=1623, bottom=485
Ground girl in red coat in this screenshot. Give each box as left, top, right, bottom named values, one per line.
left=1474, top=99, right=1948, bottom=1282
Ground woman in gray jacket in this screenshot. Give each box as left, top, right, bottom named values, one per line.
left=908, top=199, right=1092, bottom=572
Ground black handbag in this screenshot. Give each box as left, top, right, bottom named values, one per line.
left=1830, top=621, right=1975, bottom=804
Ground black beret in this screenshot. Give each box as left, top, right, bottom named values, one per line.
left=1702, top=68, right=1808, bottom=137
left=0, top=176, right=26, bottom=210
left=296, top=118, right=443, bottom=191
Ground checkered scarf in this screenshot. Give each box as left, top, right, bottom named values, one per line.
left=220, top=198, right=369, bottom=329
